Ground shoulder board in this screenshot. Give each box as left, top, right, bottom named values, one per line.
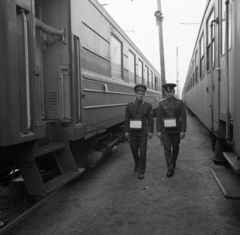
left=160, top=98, right=167, bottom=102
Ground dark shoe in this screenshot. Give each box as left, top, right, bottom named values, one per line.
left=166, top=170, right=174, bottom=177
left=134, top=167, right=139, bottom=172
left=138, top=173, right=144, bottom=180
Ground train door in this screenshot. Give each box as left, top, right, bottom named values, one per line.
left=35, top=0, right=72, bottom=123
left=219, top=0, right=233, bottom=132
left=206, top=1, right=220, bottom=132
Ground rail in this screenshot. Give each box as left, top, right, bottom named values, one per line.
left=21, top=10, right=31, bottom=132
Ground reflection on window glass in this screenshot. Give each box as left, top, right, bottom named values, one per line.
left=111, top=35, right=122, bottom=79
left=128, top=50, right=135, bottom=83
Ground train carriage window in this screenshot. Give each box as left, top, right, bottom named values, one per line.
left=192, top=60, right=195, bottom=86
left=195, top=50, right=198, bottom=83
left=155, top=75, right=158, bottom=90
left=207, top=10, right=215, bottom=71
left=110, top=35, right=122, bottom=80
left=137, top=59, right=143, bottom=84
left=128, top=50, right=135, bottom=83
left=200, top=33, right=205, bottom=78
left=144, top=65, right=148, bottom=86
left=153, top=74, right=156, bottom=90
left=222, top=0, right=232, bottom=55
left=150, top=70, right=153, bottom=89
left=148, top=71, right=150, bottom=88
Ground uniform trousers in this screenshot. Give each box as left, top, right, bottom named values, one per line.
left=129, top=135, right=148, bottom=174
left=162, top=133, right=180, bottom=170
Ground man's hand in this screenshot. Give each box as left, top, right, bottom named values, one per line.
left=180, top=132, right=185, bottom=139
left=157, top=132, right=162, bottom=140
left=148, top=133, right=153, bottom=139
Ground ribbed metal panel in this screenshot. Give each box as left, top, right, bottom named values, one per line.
left=223, top=152, right=240, bottom=174
left=211, top=168, right=240, bottom=199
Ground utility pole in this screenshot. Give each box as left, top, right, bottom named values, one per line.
left=176, top=47, right=179, bottom=98
left=154, top=0, right=166, bottom=96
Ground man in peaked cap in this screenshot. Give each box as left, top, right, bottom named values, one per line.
left=157, top=83, right=187, bottom=177
left=124, top=84, right=153, bottom=180
left=162, top=83, right=177, bottom=92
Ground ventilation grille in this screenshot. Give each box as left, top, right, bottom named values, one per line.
left=49, top=92, right=58, bottom=111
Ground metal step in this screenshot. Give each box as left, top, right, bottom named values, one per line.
left=45, top=168, right=85, bottom=195
left=211, top=168, right=240, bottom=199
left=37, top=143, right=66, bottom=157
left=223, top=152, right=240, bottom=174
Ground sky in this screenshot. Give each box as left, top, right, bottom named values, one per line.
left=97, top=0, right=207, bottom=98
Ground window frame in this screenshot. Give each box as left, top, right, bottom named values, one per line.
left=144, top=65, right=149, bottom=87
left=110, top=34, right=123, bottom=80
left=221, top=0, right=232, bottom=55
left=128, top=50, right=136, bottom=84
left=137, top=59, right=143, bottom=84
left=195, top=50, right=198, bottom=83
left=206, top=9, right=215, bottom=72
left=200, top=33, right=205, bottom=79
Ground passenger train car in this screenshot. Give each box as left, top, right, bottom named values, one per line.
left=0, top=0, right=163, bottom=196
left=182, top=0, right=240, bottom=199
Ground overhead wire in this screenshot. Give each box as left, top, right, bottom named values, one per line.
left=101, top=0, right=160, bottom=69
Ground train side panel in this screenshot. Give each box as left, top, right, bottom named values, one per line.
left=233, top=0, right=240, bottom=157
left=70, top=0, right=161, bottom=140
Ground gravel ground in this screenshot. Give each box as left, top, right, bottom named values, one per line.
left=2, top=112, right=240, bottom=235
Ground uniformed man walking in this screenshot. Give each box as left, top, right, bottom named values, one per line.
left=124, top=84, right=153, bottom=180
left=157, top=83, right=187, bottom=177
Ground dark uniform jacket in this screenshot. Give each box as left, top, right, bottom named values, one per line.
left=157, top=97, right=186, bottom=134
left=124, top=101, right=154, bottom=136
